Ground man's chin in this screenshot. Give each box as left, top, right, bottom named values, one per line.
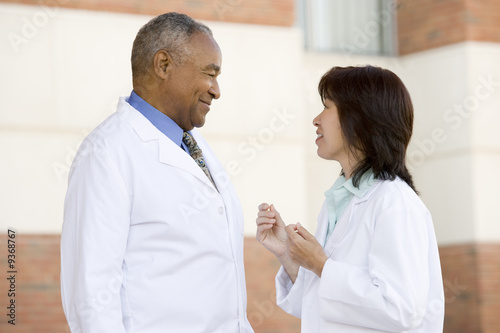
left=193, top=117, right=206, bottom=128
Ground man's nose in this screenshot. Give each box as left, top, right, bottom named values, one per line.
left=209, top=79, right=221, bottom=100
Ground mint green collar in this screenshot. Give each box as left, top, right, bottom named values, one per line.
left=342, top=170, right=376, bottom=198
left=323, top=170, right=376, bottom=245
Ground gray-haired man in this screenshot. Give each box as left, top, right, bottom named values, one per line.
left=61, top=12, right=254, bottom=332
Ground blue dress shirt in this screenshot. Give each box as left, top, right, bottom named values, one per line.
left=127, top=91, right=190, bottom=154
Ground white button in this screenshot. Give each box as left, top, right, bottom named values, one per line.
left=218, top=207, right=224, bottom=214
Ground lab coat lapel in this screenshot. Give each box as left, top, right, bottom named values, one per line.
left=118, top=98, right=215, bottom=189
left=323, top=197, right=359, bottom=257
left=322, top=181, right=381, bottom=256
left=190, top=129, right=226, bottom=192
left=158, top=135, right=215, bottom=189
left=192, top=130, right=243, bottom=252
left=315, top=202, right=329, bottom=244
left=191, top=130, right=235, bottom=195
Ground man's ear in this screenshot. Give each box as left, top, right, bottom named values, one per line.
left=153, top=49, right=173, bottom=79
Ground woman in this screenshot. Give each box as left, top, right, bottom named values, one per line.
left=256, top=66, right=444, bottom=332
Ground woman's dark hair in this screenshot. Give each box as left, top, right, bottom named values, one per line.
left=318, top=65, right=418, bottom=193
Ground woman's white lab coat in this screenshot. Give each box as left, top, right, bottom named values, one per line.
left=276, top=178, right=444, bottom=332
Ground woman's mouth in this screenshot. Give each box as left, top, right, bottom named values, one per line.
left=315, top=133, right=323, bottom=144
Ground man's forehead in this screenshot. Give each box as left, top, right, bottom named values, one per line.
left=188, top=33, right=219, bottom=50
left=184, top=32, right=222, bottom=68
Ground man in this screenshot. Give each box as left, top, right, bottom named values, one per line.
left=61, top=12, right=254, bottom=333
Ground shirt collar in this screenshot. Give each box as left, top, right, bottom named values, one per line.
left=343, top=170, right=376, bottom=198
left=326, top=169, right=376, bottom=199
left=127, top=90, right=185, bottom=149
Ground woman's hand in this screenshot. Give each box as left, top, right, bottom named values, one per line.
left=285, top=223, right=329, bottom=278
left=256, top=203, right=287, bottom=258
left=256, top=203, right=300, bottom=282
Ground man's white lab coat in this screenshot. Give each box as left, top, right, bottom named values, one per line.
left=61, top=98, right=254, bottom=333
left=276, top=178, right=444, bottom=332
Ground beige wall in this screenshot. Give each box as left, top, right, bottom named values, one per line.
left=1, top=3, right=499, bottom=245
left=403, top=42, right=500, bottom=244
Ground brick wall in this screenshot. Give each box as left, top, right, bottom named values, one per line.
left=397, top=0, right=500, bottom=55
left=440, top=243, right=500, bottom=333
left=244, top=238, right=301, bottom=332
left=1, top=235, right=499, bottom=332
left=0, top=234, right=69, bottom=333
left=464, top=0, right=500, bottom=42
left=0, top=0, right=295, bottom=26
left=0, top=234, right=299, bottom=333
left=3, top=0, right=500, bottom=55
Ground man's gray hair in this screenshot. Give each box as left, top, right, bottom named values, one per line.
left=131, top=12, right=212, bottom=81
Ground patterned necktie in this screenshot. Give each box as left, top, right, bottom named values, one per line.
left=182, top=131, right=217, bottom=189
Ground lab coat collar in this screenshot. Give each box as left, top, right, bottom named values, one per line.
left=322, top=179, right=382, bottom=256
left=117, top=97, right=218, bottom=190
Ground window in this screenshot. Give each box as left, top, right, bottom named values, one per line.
left=297, top=0, right=397, bottom=56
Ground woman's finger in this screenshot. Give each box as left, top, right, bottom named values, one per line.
left=256, top=217, right=276, bottom=225
left=258, top=203, right=270, bottom=211
left=295, top=222, right=312, bottom=240
left=257, top=223, right=274, bottom=231
left=257, top=210, right=275, bottom=218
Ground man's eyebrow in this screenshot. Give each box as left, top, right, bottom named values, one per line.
left=202, top=64, right=221, bottom=73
